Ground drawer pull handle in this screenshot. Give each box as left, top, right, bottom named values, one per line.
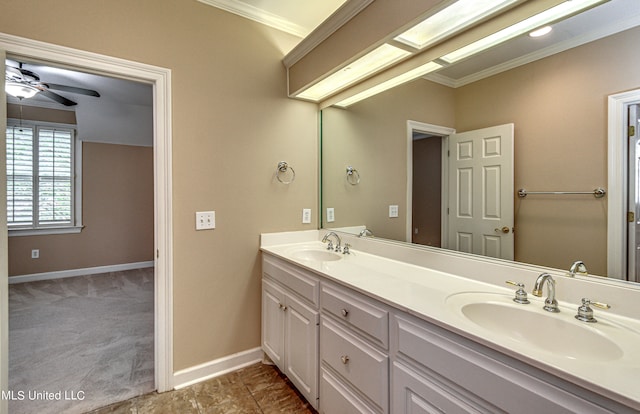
left=341, top=355, right=349, bottom=364
left=341, top=309, right=349, bottom=317
left=278, top=303, right=287, bottom=311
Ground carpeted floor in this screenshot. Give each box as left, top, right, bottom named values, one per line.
left=8, top=268, right=155, bottom=414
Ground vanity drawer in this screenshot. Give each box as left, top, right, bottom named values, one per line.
left=263, top=255, right=319, bottom=305
left=321, top=283, right=389, bottom=348
left=320, top=367, right=378, bottom=414
left=321, top=316, right=388, bottom=412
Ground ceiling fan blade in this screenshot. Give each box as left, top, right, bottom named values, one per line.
left=43, top=83, right=100, bottom=97
left=14, top=67, right=40, bottom=82
left=38, top=89, right=78, bottom=106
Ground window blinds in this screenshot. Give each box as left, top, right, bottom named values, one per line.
left=6, top=125, right=74, bottom=228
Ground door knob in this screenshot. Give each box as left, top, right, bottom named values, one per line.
left=495, top=226, right=510, bottom=234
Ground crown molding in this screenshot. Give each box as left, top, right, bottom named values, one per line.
left=283, top=0, right=374, bottom=68
left=198, top=0, right=309, bottom=38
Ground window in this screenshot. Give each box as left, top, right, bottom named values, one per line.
left=6, top=120, right=82, bottom=235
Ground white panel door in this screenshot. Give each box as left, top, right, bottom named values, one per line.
left=447, top=124, right=514, bottom=260
left=628, top=104, right=640, bottom=283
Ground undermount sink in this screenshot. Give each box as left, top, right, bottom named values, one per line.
left=446, top=292, right=624, bottom=362
left=290, top=248, right=342, bottom=262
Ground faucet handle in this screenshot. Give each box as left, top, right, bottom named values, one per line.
left=325, top=240, right=334, bottom=251
left=343, top=243, right=351, bottom=254
left=575, top=298, right=611, bottom=323
left=505, top=280, right=530, bottom=304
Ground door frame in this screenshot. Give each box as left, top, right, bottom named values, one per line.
left=0, top=32, right=174, bottom=399
left=405, top=120, right=455, bottom=243
left=608, top=89, right=640, bottom=281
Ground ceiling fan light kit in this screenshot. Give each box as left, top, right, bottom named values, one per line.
left=5, top=62, right=100, bottom=106
left=5, top=82, right=39, bottom=99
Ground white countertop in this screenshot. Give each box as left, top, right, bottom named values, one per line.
left=260, top=231, right=640, bottom=410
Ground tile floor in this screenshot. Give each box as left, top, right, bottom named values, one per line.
left=88, top=362, right=317, bottom=414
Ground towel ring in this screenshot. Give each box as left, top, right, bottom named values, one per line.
left=276, top=161, right=295, bottom=184
left=346, top=166, right=360, bottom=185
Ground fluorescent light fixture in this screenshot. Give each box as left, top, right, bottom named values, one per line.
left=334, top=61, right=443, bottom=108
left=529, top=25, right=552, bottom=37
left=395, top=0, right=519, bottom=50
left=297, top=43, right=411, bottom=101
left=5, top=82, right=39, bottom=99
left=441, top=0, right=605, bottom=64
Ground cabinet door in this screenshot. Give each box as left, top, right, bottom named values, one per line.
left=285, top=292, right=319, bottom=409
left=393, top=361, right=500, bottom=414
left=262, top=279, right=286, bottom=369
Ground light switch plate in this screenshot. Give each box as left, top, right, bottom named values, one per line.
left=389, top=205, right=399, bottom=218
left=326, top=207, right=335, bottom=223
left=196, top=211, right=215, bottom=230
left=302, top=208, right=312, bottom=224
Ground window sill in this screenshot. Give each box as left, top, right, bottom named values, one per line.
left=9, top=226, right=84, bottom=237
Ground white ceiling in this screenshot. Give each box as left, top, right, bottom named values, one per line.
left=429, top=0, right=640, bottom=87
left=5, top=58, right=154, bottom=146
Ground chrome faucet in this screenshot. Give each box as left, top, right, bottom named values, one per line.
left=322, top=232, right=342, bottom=252
left=358, top=228, right=373, bottom=237
left=532, top=273, right=560, bottom=313
left=568, top=260, right=588, bottom=277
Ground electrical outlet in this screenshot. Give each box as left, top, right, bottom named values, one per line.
left=326, top=207, right=335, bottom=223
left=389, top=205, right=399, bottom=218
left=31, top=249, right=39, bottom=259
left=302, top=208, right=312, bottom=224
left=196, top=211, right=215, bottom=230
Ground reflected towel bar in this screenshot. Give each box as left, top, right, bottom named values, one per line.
left=518, top=188, right=606, bottom=198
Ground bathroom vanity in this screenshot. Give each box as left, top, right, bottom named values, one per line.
left=261, top=230, right=640, bottom=414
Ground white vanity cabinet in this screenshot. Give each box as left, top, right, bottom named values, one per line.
left=261, top=244, right=640, bottom=414
left=261, top=255, right=319, bottom=410
left=319, top=282, right=390, bottom=414
left=391, top=313, right=634, bottom=414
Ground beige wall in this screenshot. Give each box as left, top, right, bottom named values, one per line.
left=322, top=79, right=455, bottom=241
left=7, top=104, right=76, bottom=125
left=0, top=0, right=317, bottom=371
left=9, top=142, right=153, bottom=275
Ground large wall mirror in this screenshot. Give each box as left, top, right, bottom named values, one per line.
left=321, top=0, right=640, bottom=283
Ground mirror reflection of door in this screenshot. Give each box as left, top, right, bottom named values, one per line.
left=447, top=124, right=514, bottom=260
left=410, top=123, right=514, bottom=261
left=628, top=104, right=640, bottom=283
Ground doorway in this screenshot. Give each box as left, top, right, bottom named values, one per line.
left=607, top=89, right=640, bottom=282
left=406, top=121, right=515, bottom=260
left=406, top=121, right=454, bottom=245
left=412, top=132, right=444, bottom=247
left=6, top=56, right=155, bottom=413
left=0, top=33, right=173, bottom=413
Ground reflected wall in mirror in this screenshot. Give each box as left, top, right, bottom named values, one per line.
left=322, top=16, right=640, bottom=281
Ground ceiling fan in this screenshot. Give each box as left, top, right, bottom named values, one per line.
left=5, top=64, right=100, bottom=106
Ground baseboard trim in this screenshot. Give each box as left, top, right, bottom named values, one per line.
left=8, top=261, right=155, bottom=284
left=173, top=347, right=263, bottom=389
